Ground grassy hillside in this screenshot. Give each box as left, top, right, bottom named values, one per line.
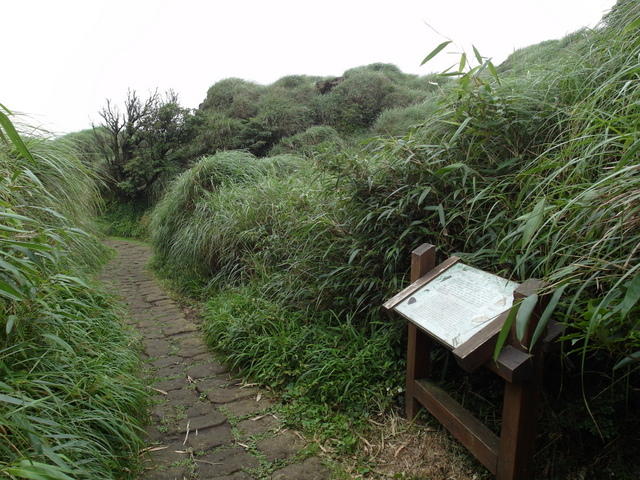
left=147, top=1, right=639, bottom=478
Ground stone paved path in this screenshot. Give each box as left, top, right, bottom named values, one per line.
left=99, top=239, right=332, bottom=480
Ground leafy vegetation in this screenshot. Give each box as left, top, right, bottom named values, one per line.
left=0, top=108, right=147, bottom=479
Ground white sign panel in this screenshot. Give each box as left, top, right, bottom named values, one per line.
left=394, top=263, right=519, bottom=349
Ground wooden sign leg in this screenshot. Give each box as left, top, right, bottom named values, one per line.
left=497, top=358, right=544, bottom=480
left=497, top=279, right=547, bottom=479
left=406, top=244, right=436, bottom=420
left=406, top=324, right=431, bottom=419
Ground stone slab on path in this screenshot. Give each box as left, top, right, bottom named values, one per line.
left=100, top=239, right=332, bottom=480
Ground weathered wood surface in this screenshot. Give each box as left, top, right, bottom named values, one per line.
left=404, top=244, right=436, bottom=419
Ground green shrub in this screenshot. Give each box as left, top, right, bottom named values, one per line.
left=271, top=74, right=320, bottom=102
left=150, top=151, right=312, bottom=287
left=321, top=70, right=395, bottom=133
left=187, top=110, right=248, bottom=156
left=269, top=125, right=345, bottom=156
left=342, top=62, right=405, bottom=81
left=98, top=199, right=151, bottom=239
left=200, top=78, right=264, bottom=119
left=372, top=95, right=441, bottom=137
left=253, top=86, right=314, bottom=139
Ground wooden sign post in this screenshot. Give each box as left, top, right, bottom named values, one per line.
left=384, top=244, right=560, bottom=480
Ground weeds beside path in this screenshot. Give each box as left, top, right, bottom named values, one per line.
left=99, top=238, right=332, bottom=480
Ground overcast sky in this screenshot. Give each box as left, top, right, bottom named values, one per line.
left=3, top=0, right=616, bottom=135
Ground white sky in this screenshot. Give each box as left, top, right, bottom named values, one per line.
left=3, top=0, right=616, bottom=135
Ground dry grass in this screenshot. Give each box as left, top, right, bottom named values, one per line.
left=339, top=411, right=492, bottom=479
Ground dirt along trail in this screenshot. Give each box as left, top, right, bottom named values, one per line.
left=99, top=238, right=332, bottom=480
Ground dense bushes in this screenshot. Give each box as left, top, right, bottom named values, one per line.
left=0, top=112, right=147, bottom=479
left=269, top=125, right=346, bottom=156
left=149, top=151, right=319, bottom=285
left=193, top=64, right=441, bottom=157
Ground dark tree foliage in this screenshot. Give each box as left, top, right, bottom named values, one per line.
left=93, top=89, right=194, bottom=200
left=90, top=65, right=442, bottom=202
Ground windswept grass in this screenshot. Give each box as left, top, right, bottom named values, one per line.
left=0, top=110, right=147, bottom=479
left=150, top=151, right=334, bottom=292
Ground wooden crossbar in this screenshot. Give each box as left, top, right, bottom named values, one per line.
left=414, top=379, right=499, bottom=474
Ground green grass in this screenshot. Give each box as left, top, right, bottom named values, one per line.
left=202, top=286, right=401, bottom=453
left=0, top=111, right=147, bottom=479
left=97, top=198, right=151, bottom=239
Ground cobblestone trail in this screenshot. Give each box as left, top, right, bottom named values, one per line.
left=99, top=239, right=332, bottom=480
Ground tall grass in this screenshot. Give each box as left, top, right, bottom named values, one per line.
left=269, top=125, right=346, bottom=157
left=1, top=110, right=147, bottom=479
left=150, top=151, right=334, bottom=292
left=328, top=1, right=640, bottom=363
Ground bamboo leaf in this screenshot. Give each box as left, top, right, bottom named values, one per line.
left=530, top=285, right=567, bottom=348
left=458, top=52, right=467, bottom=73
left=52, top=274, right=90, bottom=289
left=6, top=314, right=17, bottom=335
left=620, top=273, right=640, bottom=319
left=615, top=138, right=640, bottom=169
left=487, top=61, right=500, bottom=84
left=416, top=186, right=432, bottom=205
left=0, top=211, right=35, bottom=223
left=437, top=204, right=446, bottom=228
left=0, top=223, right=29, bottom=234
left=348, top=248, right=361, bottom=264
left=0, top=392, right=33, bottom=405
left=613, top=351, right=640, bottom=371
left=42, top=333, right=74, bottom=355
left=472, top=45, right=483, bottom=64
left=624, top=17, right=640, bottom=33
left=420, top=41, right=452, bottom=66
left=494, top=301, right=520, bottom=360
left=434, top=163, right=468, bottom=176
left=1, top=239, right=54, bottom=251
left=448, top=116, right=472, bottom=146
left=516, top=293, right=539, bottom=345
left=5, top=460, right=76, bottom=480
left=521, top=198, right=547, bottom=247
left=0, top=280, right=24, bottom=301
left=0, top=109, right=35, bottom=163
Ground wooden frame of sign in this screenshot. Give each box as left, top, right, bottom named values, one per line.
left=383, top=244, right=562, bottom=480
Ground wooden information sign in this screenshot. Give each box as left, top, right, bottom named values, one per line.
left=384, top=244, right=560, bottom=480
left=392, top=262, right=520, bottom=349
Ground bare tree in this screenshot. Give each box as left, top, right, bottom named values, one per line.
left=92, top=89, right=192, bottom=199
left=93, top=89, right=160, bottom=185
